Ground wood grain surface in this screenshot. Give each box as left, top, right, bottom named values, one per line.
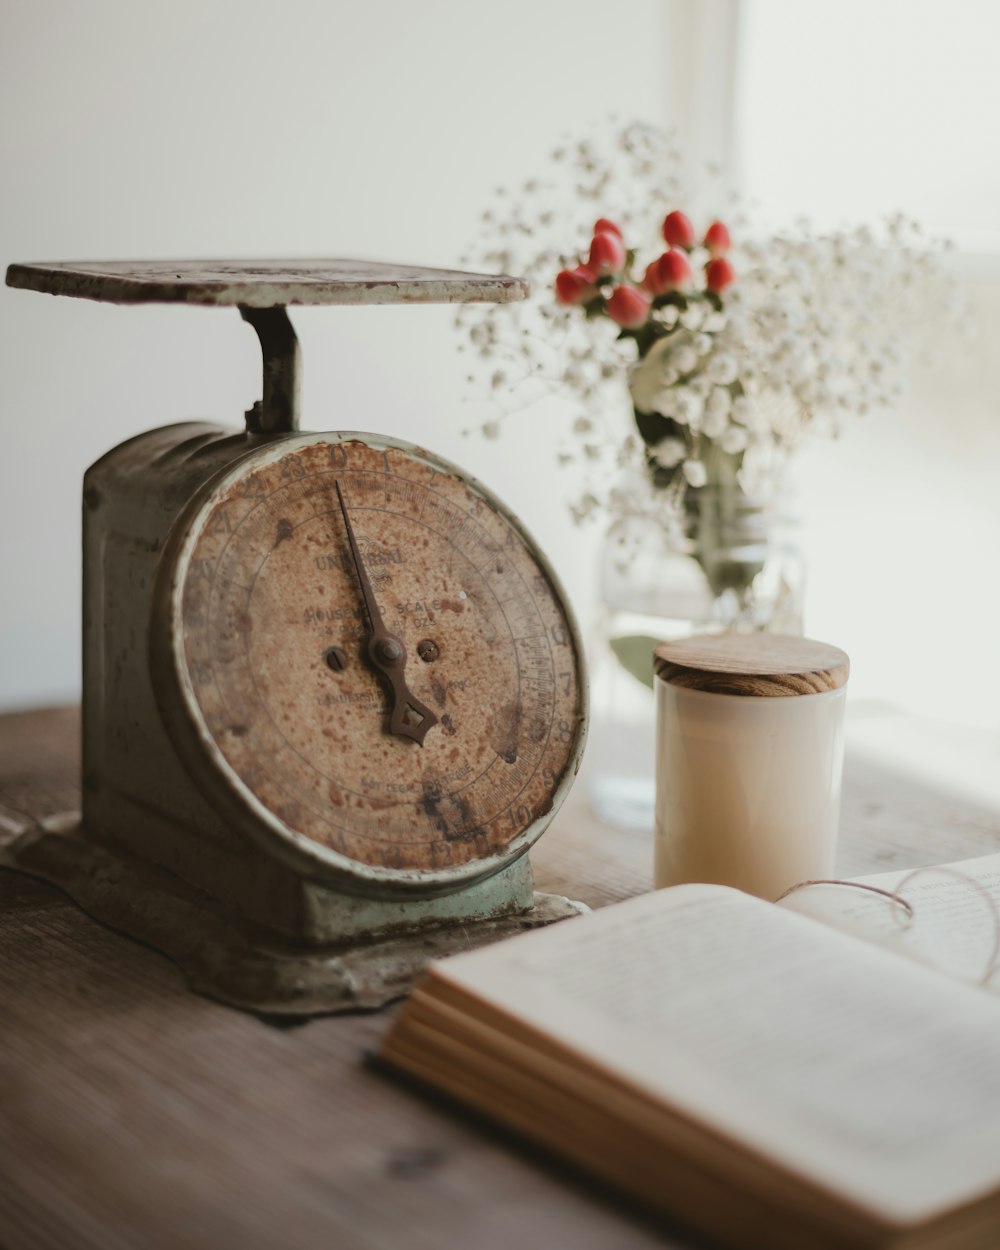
left=1, top=705, right=999, bottom=1250
left=654, top=634, right=850, bottom=696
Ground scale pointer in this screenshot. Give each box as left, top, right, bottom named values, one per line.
left=334, top=479, right=439, bottom=746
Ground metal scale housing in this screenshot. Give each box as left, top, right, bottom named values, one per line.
left=1, top=260, right=589, bottom=1014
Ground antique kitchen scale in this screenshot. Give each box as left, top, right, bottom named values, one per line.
left=2, top=259, right=588, bottom=1014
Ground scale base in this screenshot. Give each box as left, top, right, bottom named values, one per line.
left=1, top=815, right=587, bottom=1016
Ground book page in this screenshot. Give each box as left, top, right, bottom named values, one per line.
left=433, top=885, right=1000, bottom=1226
left=777, top=852, right=1000, bottom=989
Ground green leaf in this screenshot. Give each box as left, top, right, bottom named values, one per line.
left=633, top=409, right=671, bottom=445
left=652, top=291, right=688, bottom=311
left=632, top=320, right=672, bottom=357
left=609, top=635, right=661, bottom=690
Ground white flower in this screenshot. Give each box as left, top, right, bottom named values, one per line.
left=720, top=426, right=748, bottom=454
left=812, top=385, right=835, bottom=410
left=701, top=406, right=728, bottom=439
left=670, top=344, right=699, bottom=373
left=672, top=387, right=704, bottom=426
left=680, top=305, right=705, bottom=330
left=655, top=305, right=680, bottom=329
left=706, top=352, right=738, bottom=385
left=683, top=459, right=707, bottom=487
left=705, top=386, right=732, bottom=419
left=655, top=389, right=680, bottom=417
left=693, top=333, right=713, bottom=355
left=570, top=493, right=600, bottom=524
left=731, top=395, right=754, bottom=425
left=652, top=437, right=685, bottom=468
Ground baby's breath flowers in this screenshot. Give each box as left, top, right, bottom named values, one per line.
left=456, top=121, right=949, bottom=538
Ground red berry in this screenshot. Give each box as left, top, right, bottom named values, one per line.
left=703, top=220, right=732, bottom=255
left=588, top=229, right=626, bottom=274
left=555, top=265, right=597, bottom=305
left=656, top=248, right=692, bottom=292
left=593, top=217, right=623, bottom=239
left=606, top=284, right=651, bottom=329
left=705, top=257, right=736, bottom=293
left=662, top=210, right=695, bottom=250
left=641, top=260, right=662, bottom=294
left=642, top=249, right=693, bottom=295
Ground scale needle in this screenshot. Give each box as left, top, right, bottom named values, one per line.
left=334, top=480, right=438, bottom=746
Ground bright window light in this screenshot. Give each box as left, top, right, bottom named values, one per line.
left=737, top=0, right=1000, bottom=252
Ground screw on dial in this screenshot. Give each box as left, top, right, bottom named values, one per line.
left=333, top=479, right=439, bottom=746
left=324, top=645, right=348, bottom=672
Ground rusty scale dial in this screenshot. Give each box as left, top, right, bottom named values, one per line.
left=153, top=432, right=586, bottom=892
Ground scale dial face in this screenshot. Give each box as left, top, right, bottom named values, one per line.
left=155, top=433, right=586, bottom=891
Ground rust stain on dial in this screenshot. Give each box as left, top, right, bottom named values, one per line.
left=177, top=439, right=583, bottom=873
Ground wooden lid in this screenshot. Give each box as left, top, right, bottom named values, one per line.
left=653, top=634, right=849, bottom=697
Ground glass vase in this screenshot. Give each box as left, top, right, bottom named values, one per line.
left=588, top=486, right=805, bottom=832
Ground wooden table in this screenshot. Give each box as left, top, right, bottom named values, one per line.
left=2, top=705, right=999, bottom=1250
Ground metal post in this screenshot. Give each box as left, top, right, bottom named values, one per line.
left=239, top=305, right=301, bottom=434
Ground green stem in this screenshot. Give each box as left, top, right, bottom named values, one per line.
left=631, top=406, right=764, bottom=607
left=685, top=441, right=763, bottom=600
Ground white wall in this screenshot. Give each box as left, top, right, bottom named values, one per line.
left=794, top=280, right=1000, bottom=729
left=0, top=0, right=669, bottom=711
left=4, top=0, right=999, bottom=731
left=737, top=0, right=1000, bottom=728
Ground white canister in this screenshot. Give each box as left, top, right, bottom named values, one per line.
left=654, top=634, right=849, bottom=901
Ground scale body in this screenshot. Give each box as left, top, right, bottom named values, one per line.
left=2, top=260, right=588, bottom=1013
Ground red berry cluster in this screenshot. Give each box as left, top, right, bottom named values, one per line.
left=554, top=212, right=735, bottom=331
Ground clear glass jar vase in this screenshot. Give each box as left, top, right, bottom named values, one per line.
left=588, top=486, right=805, bottom=831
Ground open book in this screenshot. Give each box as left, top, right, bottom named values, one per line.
left=380, top=854, right=1000, bottom=1250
